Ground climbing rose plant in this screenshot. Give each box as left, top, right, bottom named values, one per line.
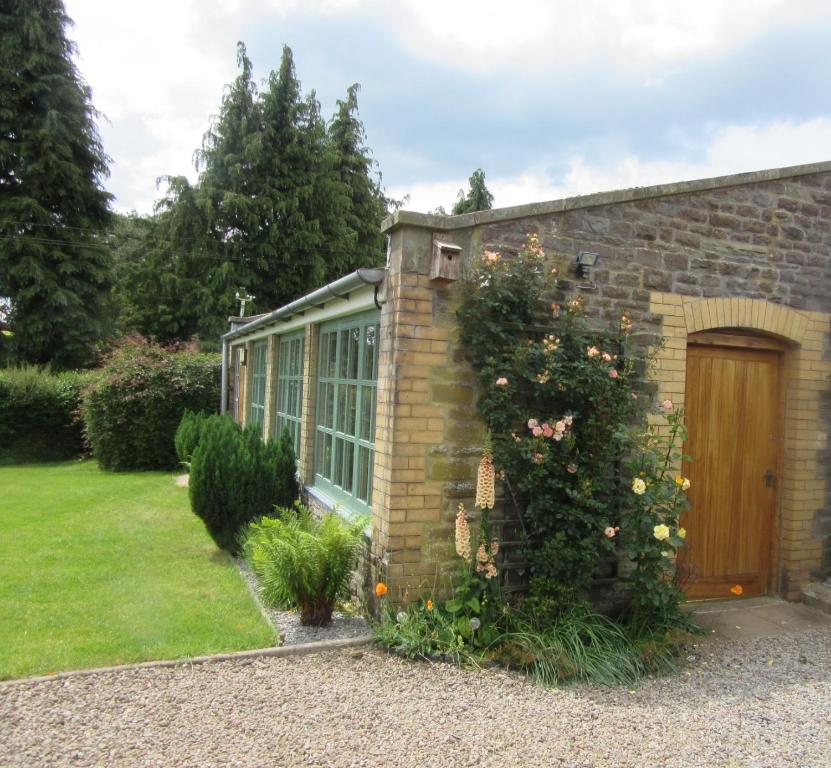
left=458, top=234, right=690, bottom=628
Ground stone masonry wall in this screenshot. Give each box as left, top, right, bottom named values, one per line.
left=379, top=169, right=831, bottom=600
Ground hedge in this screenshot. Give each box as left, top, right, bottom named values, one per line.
left=0, top=366, right=90, bottom=462
left=82, top=337, right=221, bottom=471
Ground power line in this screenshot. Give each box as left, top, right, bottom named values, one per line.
left=0, top=231, right=363, bottom=266
left=0, top=216, right=385, bottom=257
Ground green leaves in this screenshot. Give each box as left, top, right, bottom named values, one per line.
left=241, top=504, right=368, bottom=626
left=110, top=44, right=389, bottom=345
left=1, top=0, right=112, bottom=368
left=452, top=168, right=494, bottom=215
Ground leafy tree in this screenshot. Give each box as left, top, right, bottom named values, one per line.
left=452, top=168, right=494, bottom=215
left=0, top=0, right=112, bottom=368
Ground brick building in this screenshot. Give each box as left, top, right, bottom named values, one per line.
left=222, top=161, right=831, bottom=603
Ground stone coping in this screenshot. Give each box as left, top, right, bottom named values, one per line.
left=382, top=160, right=831, bottom=233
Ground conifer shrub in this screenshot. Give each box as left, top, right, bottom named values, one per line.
left=0, top=366, right=90, bottom=462
left=274, top=426, right=300, bottom=510
left=189, top=417, right=299, bottom=554
left=81, top=337, right=220, bottom=471
left=174, top=410, right=210, bottom=464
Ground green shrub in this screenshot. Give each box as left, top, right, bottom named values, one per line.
left=174, top=410, right=210, bottom=464
left=273, top=426, right=299, bottom=510
left=189, top=417, right=299, bottom=554
left=0, top=366, right=90, bottom=462
left=242, top=504, right=368, bottom=626
left=82, top=337, right=220, bottom=471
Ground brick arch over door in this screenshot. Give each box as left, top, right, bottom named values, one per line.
left=649, top=293, right=831, bottom=599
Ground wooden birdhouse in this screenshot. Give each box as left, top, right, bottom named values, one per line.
left=430, top=237, right=463, bottom=285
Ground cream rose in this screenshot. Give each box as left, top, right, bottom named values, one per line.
left=653, top=524, right=670, bottom=541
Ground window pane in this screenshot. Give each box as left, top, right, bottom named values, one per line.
left=325, top=383, right=336, bottom=428
left=360, top=385, right=373, bottom=441
left=349, top=326, right=360, bottom=379
left=338, top=330, right=350, bottom=378
left=344, top=384, right=357, bottom=437
left=327, top=332, right=339, bottom=377
left=323, top=433, right=332, bottom=476
left=366, top=449, right=374, bottom=504
left=342, top=441, right=354, bottom=494
left=334, top=438, right=344, bottom=486
left=357, top=446, right=370, bottom=502
left=363, top=324, right=376, bottom=380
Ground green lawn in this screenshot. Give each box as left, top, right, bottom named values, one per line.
left=0, top=461, right=275, bottom=679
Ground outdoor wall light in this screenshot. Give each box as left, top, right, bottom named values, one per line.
left=576, top=251, right=600, bottom=280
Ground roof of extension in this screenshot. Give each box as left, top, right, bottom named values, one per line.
left=222, top=267, right=386, bottom=342
left=381, top=160, right=831, bottom=234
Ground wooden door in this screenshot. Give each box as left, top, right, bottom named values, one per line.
left=679, top=341, right=782, bottom=599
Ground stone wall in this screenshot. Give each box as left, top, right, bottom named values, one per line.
left=379, top=166, right=831, bottom=599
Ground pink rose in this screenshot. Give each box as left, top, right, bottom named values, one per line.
left=532, top=452, right=544, bottom=465
left=527, top=418, right=539, bottom=429
left=532, top=426, right=543, bottom=437
left=495, top=377, right=508, bottom=386
left=604, top=527, right=616, bottom=539
left=587, top=346, right=600, bottom=358
left=555, top=420, right=566, bottom=433
left=608, top=369, right=619, bottom=379
left=542, top=423, right=554, bottom=438
left=662, top=399, right=673, bottom=411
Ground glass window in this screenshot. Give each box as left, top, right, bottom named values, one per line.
left=315, top=312, right=380, bottom=508
left=273, top=332, right=305, bottom=456
left=248, top=340, right=268, bottom=433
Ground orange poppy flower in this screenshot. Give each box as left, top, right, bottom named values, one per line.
left=426, top=599, right=433, bottom=611
left=730, top=584, right=743, bottom=596
left=375, top=582, right=388, bottom=597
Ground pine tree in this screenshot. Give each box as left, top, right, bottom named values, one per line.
left=327, top=83, right=387, bottom=276
left=0, top=0, right=112, bottom=368
left=452, top=168, right=494, bottom=215
left=254, top=46, right=329, bottom=307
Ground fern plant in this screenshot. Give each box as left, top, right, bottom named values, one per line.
left=242, top=504, right=368, bottom=626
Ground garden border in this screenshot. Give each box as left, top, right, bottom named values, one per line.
left=0, top=636, right=373, bottom=688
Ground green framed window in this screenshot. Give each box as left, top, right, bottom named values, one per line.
left=274, top=332, right=305, bottom=456
left=315, top=311, right=380, bottom=508
left=248, top=340, right=268, bottom=432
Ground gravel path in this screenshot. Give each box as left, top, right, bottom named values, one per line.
left=2, top=627, right=830, bottom=767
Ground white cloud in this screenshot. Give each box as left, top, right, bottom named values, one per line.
left=59, top=1, right=831, bottom=212
left=256, top=0, right=831, bottom=76
left=390, top=118, right=831, bottom=212
left=65, top=0, right=244, bottom=212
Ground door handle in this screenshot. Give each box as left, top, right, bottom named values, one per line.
left=764, top=470, right=776, bottom=488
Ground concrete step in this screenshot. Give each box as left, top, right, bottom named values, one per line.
left=802, top=582, right=831, bottom=615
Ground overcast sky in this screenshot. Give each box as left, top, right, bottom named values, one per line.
left=63, top=0, right=831, bottom=215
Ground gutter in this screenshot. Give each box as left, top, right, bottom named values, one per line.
left=222, top=267, right=387, bottom=344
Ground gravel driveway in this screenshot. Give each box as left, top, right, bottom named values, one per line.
left=2, top=627, right=830, bottom=768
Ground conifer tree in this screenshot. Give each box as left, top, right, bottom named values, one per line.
left=327, top=83, right=387, bottom=276
left=0, top=0, right=112, bottom=367
left=452, top=168, right=495, bottom=215
left=254, top=46, right=329, bottom=307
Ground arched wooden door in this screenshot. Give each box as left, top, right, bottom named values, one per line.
left=679, top=333, right=783, bottom=599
